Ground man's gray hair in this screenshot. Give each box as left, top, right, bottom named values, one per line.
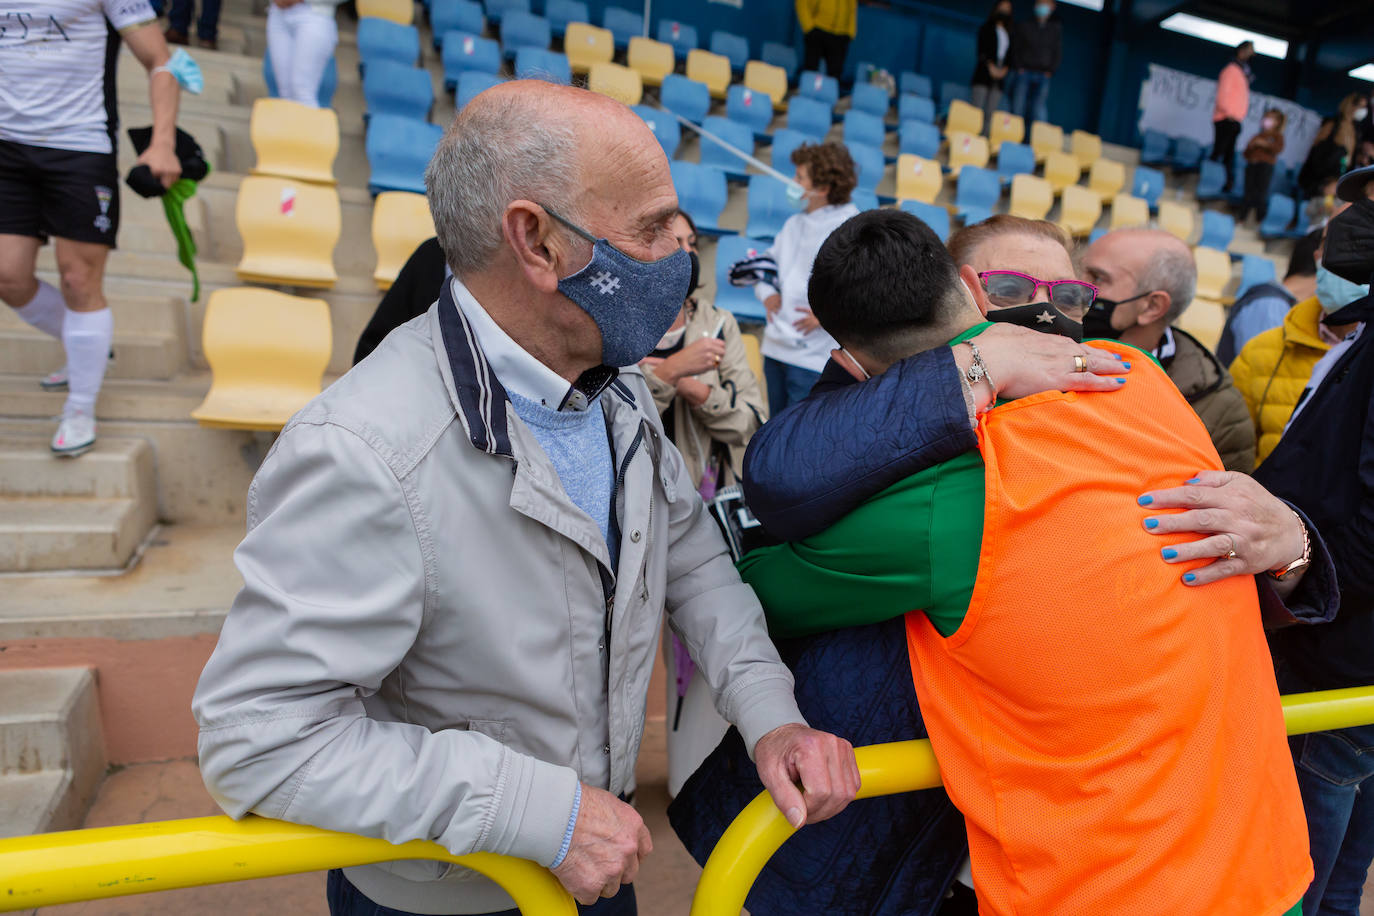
left=425, top=90, right=581, bottom=277
left=1138, top=239, right=1198, bottom=323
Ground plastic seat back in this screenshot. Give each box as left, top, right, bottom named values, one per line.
left=709, top=29, right=749, bottom=71
left=1043, top=150, right=1080, bottom=194
left=660, top=73, right=710, bottom=123
left=250, top=98, right=339, bottom=185
left=850, top=82, right=890, bottom=119
left=1198, top=210, right=1235, bottom=251
left=898, top=93, right=935, bottom=124
left=797, top=70, right=839, bottom=108
left=770, top=128, right=809, bottom=171
left=357, top=18, right=420, bottom=71
left=847, top=140, right=884, bottom=194
left=945, top=98, right=982, bottom=138
left=726, top=85, right=774, bottom=134
left=714, top=235, right=770, bottom=322
left=544, top=0, right=585, bottom=36
left=939, top=80, right=971, bottom=113
left=1109, top=192, right=1149, bottom=230
left=740, top=332, right=765, bottom=391
left=987, top=110, right=1024, bottom=150
left=670, top=160, right=728, bottom=232
left=514, top=48, right=571, bottom=83
left=456, top=71, right=505, bottom=110
left=191, top=288, right=333, bottom=431
left=1029, top=120, right=1063, bottom=162
left=440, top=30, right=500, bottom=89
left=743, top=60, right=788, bottom=108
left=842, top=109, right=884, bottom=150
left=786, top=94, right=831, bottom=140
left=264, top=52, right=338, bottom=107
left=362, top=60, right=435, bottom=123
left=900, top=71, right=932, bottom=99
left=632, top=104, right=680, bottom=155
left=1237, top=254, right=1277, bottom=298
left=627, top=36, right=674, bottom=87
left=745, top=174, right=793, bottom=240
left=900, top=199, right=950, bottom=241
left=1089, top=157, right=1125, bottom=201
left=760, top=42, right=798, bottom=81
left=947, top=130, right=990, bottom=177
left=699, top=115, right=754, bottom=175
left=1009, top=173, right=1053, bottom=220
left=1157, top=199, right=1195, bottom=243
left=852, top=189, right=879, bottom=211
left=358, top=0, right=413, bottom=25
left=1193, top=245, right=1232, bottom=302
left=1260, top=194, right=1296, bottom=238
left=657, top=19, right=698, bottom=58
left=1140, top=128, right=1171, bottom=165
left=955, top=165, right=999, bottom=224
left=601, top=5, right=642, bottom=48
left=996, top=141, right=1034, bottom=184
left=372, top=191, right=436, bottom=289
left=1070, top=129, right=1101, bottom=171
left=1195, top=160, right=1227, bottom=201
left=588, top=61, right=643, bottom=105
left=483, top=0, right=528, bottom=24
left=1058, top=184, right=1101, bottom=237
left=896, top=153, right=941, bottom=204
left=687, top=48, right=732, bottom=99
left=429, top=0, right=482, bottom=47
left=235, top=176, right=340, bottom=288
left=1170, top=137, right=1203, bottom=172
left=365, top=113, right=444, bottom=194
left=899, top=119, right=941, bottom=159
left=564, top=22, right=613, bottom=74
left=1177, top=297, right=1227, bottom=350
left=1131, top=165, right=1165, bottom=208
left=501, top=11, right=550, bottom=57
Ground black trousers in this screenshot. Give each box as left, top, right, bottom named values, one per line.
left=1212, top=118, right=1242, bottom=190
left=803, top=28, right=849, bottom=79
left=1241, top=160, right=1275, bottom=221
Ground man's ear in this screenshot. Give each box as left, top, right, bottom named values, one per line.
left=503, top=201, right=570, bottom=295
left=1137, top=290, right=1171, bottom=325
left=959, top=264, right=990, bottom=318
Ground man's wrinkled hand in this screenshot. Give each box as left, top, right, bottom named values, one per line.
left=550, top=785, right=652, bottom=905
left=754, top=723, right=860, bottom=829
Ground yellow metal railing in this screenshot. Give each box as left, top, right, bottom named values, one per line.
left=2, top=687, right=1372, bottom=915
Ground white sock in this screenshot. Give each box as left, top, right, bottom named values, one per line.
left=13, top=281, right=67, bottom=340
left=62, top=308, right=113, bottom=417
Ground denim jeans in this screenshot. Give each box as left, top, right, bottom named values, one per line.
left=167, top=0, right=221, bottom=41
left=326, top=869, right=638, bottom=916
left=763, top=357, right=821, bottom=417
left=1010, top=71, right=1051, bottom=126
left=1289, top=725, right=1374, bottom=916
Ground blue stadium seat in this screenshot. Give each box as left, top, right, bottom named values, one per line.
left=441, top=30, right=501, bottom=90
left=898, top=93, right=935, bottom=124
left=1170, top=137, right=1203, bottom=173
left=1089, top=227, right=1107, bottom=244
left=853, top=61, right=877, bottom=84
left=900, top=198, right=950, bottom=241
left=483, top=0, right=527, bottom=25
left=847, top=140, right=884, bottom=195
left=709, top=30, right=749, bottom=71
left=939, top=80, right=971, bottom=114
left=1260, top=194, right=1296, bottom=240
left=657, top=19, right=698, bottom=58
left=726, top=85, right=774, bottom=135
left=1197, top=210, right=1235, bottom=251
left=714, top=235, right=770, bottom=322
left=996, top=141, right=1035, bottom=186
left=852, top=189, right=879, bottom=211
left=357, top=18, right=420, bottom=74
left=601, top=6, right=642, bottom=49
left=699, top=116, right=755, bottom=180
left=786, top=95, right=831, bottom=141
left=899, top=120, right=941, bottom=160
left=543, top=0, right=585, bottom=37
left=1229, top=159, right=1247, bottom=203
left=670, top=160, right=728, bottom=233
left=1288, top=200, right=1311, bottom=239
left=263, top=52, right=337, bottom=107
left=900, top=71, right=932, bottom=99
left=367, top=114, right=443, bottom=194
left=850, top=83, right=890, bottom=119
left=515, top=48, right=570, bottom=83
left=1131, top=165, right=1165, bottom=210
left=500, top=11, right=550, bottom=58
left=1268, top=163, right=1294, bottom=199
left=955, top=165, right=999, bottom=225
left=1140, top=129, right=1171, bottom=166
left=428, top=0, right=482, bottom=48
left=1237, top=255, right=1277, bottom=298
left=769, top=128, right=809, bottom=172
left=1195, top=160, right=1227, bottom=201
left=632, top=104, right=680, bottom=156
left=797, top=70, right=839, bottom=108
left=760, top=42, right=798, bottom=81
left=455, top=71, right=504, bottom=110
left=661, top=74, right=710, bottom=123
left=745, top=175, right=793, bottom=240
left=362, top=61, right=434, bottom=123
left=842, top=109, right=884, bottom=150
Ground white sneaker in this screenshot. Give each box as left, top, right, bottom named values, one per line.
left=39, top=351, right=114, bottom=391
left=51, top=412, right=97, bottom=457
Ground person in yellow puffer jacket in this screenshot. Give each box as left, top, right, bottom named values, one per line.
left=1230, top=295, right=1331, bottom=464
left=797, top=0, right=856, bottom=81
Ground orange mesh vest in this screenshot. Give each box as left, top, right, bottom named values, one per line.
left=904, top=340, right=1311, bottom=916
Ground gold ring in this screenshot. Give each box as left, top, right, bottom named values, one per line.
left=1225, top=535, right=1238, bottom=561
left=1073, top=354, right=1088, bottom=373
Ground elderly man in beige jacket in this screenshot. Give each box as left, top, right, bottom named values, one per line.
left=192, top=81, right=859, bottom=916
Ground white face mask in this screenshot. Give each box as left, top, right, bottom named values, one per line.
left=655, top=324, right=687, bottom=350
left=1356, top=108, right=1369, bottom=123
left=1262, top=117, right=1277, bottom=130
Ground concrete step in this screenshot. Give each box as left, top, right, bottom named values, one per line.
left=0, top=770, right=71, bottom=838
left=0, top=435, right=155, bottom=500
left=0, top=293, right=182, bottom=336
left=0, top=496, right=155, bottom=572
left=0, top=372, right=210, bottom=423
left=0, top=329, right=183, bottom=382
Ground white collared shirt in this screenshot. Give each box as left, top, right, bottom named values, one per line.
left=449, top=276, right=589, bottom=411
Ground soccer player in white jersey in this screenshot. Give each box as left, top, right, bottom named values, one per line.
left=0, top=0, right=182, bottom=456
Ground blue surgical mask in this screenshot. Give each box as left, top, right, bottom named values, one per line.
left=1315, top=263, right=1370, bottom=313
left=545, top=206, right=693, bottom=367
left=786, top=182, right=816, bottom=209
left=161, top=48, right=204, bottom=94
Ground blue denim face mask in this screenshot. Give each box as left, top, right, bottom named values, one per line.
left=544, top=206, right=693, bottom=367
left=1316, top=263, right=1370, bottom=313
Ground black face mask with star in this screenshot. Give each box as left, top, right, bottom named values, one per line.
left=985, top=302, right=1084, bottom=341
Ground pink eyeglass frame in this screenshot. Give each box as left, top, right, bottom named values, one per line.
left=977, top=270, right=1099, bottom=306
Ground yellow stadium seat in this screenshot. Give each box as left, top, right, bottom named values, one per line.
left=372, top=191, right=436, bottom=291
left=740, top=332, right=765, bottom=397
left=1176, top=297, right=1227, bottom=351
left=1194, top=246, right=1233, bottom=302
left=1043, top=150, right=1080, bottom=194
left=1009, top=174, right=1053, bottom=220
left=1109, top=192, right=1149, bottom=231
left=356, top=0, right=412, bottom=24
left=687, top=48, right=732, bottom=100
left=896, top=153, right=942, bottom=204
left=1158, top=199, right=1195, bottom=244
left=946, top=131, right=989, bottom=178
left=565, top=23, right=614, bottom=75
left=988, top=110, right=1025, bottom=151
left=191, top=288, right=333, bottom=431
left=249, top=98, right=339, bottom=186
left=1089, top=158, right=1126, bottom=202
left=1058, top=185, right=1102, bottom=237
left=235, top=175, right=340, bottom=288
left=1070, top=129, right=1102, bottom=172
left=743, top=60, right=789, bottom=110
left=588, top=61, right=643, bottom=105
left=945, top=99, right=983, bottom=139
left=627, top=36, right=674, bottom=88
left=1029, top=120, right=1063, bottom=163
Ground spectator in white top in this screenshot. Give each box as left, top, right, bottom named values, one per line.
left=757, top=142, right=860, bottom=415
left=0, top=0, right=182, bottom=456
left=267, top=0, right=342, bottom=108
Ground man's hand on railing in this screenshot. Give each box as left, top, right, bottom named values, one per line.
left=753, top=724, right=861, bottom=829
left=550, top=785, right=652, bottom=905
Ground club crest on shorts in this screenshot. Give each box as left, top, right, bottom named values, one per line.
left=93, top=186, right=113, bottom=233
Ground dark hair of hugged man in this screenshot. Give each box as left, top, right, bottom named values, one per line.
left=807, top=209, right=972, bottom=362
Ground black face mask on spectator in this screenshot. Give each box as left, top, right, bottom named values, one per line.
left=1322, top=199, right=1374, bottom=285
left=986, top=302, right=1084, bottom=341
